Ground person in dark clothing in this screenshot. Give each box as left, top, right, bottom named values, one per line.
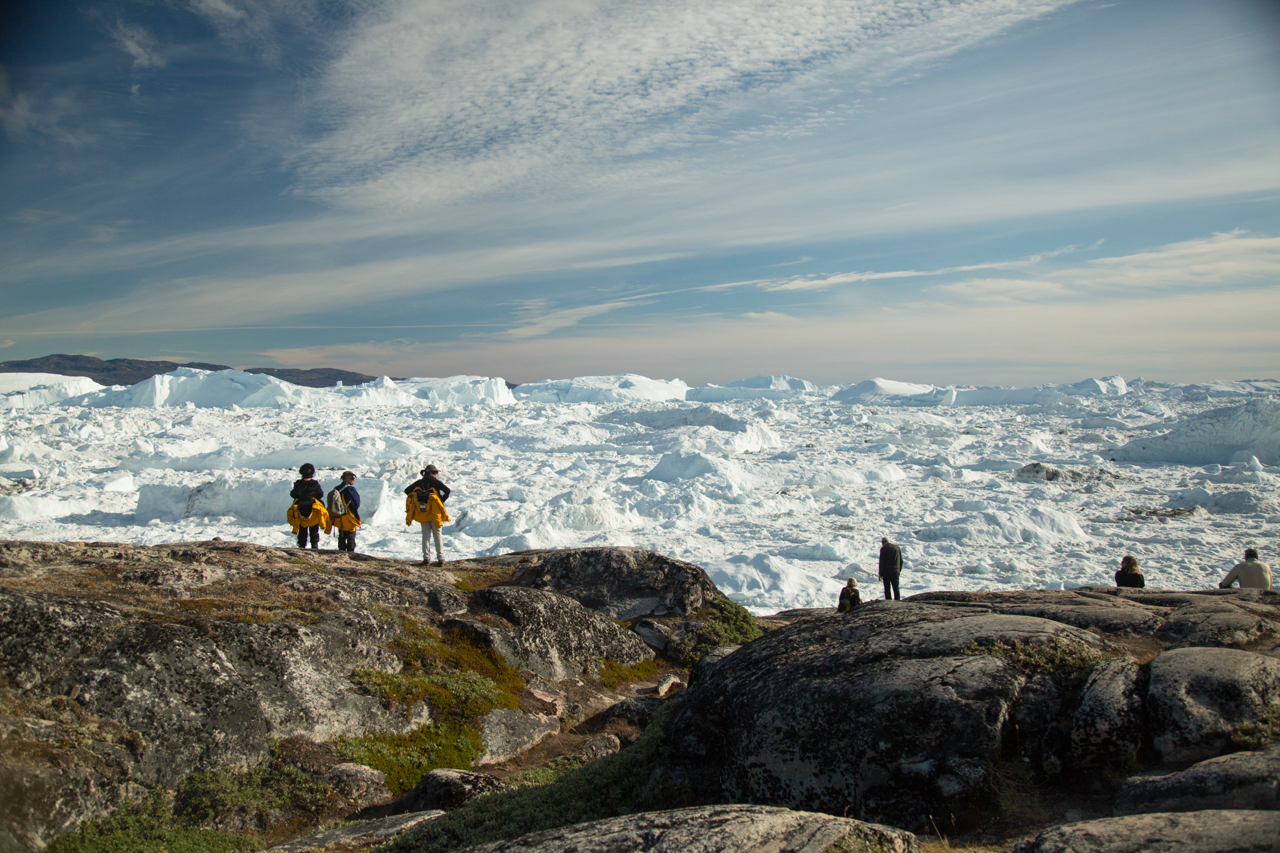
left=290, top=462, right=324, bottom=549
left=837, top=577, right=861, bottom=612
left=1115, top=554, right=1145, bottom=589
left=332, top=470, right=361, bottom=553
left=405, top=464, right=451, bottom=566
left=879, top=537, right=903, bottom=600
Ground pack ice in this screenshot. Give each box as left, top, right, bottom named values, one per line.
left=1, top=368, right=1277, bottom=613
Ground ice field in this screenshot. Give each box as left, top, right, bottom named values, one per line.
left=2, top=368, right=1278, bottom=614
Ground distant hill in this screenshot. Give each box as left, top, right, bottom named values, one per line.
left=0, top=354, right=377, bottom=389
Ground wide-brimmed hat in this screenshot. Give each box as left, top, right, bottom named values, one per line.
left=424, top=464, right=439, bottom=474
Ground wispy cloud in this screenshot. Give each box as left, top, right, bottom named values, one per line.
left=111, top=22, right=166, bottom=69
left=296, top=0, right=1079, bottom=208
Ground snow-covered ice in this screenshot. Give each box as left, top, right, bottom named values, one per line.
left=1, top=367, right=1278, bottom=614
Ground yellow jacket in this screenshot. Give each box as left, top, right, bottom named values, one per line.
left=332, top=511, right=362, bottom=532
left=288, top=501, right=332, bottom=534
left=406, top=491, right=450, bottom=527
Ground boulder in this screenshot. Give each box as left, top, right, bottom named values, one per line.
left=266, top=810, right=443, bottom=852
left=1072, top=658, right=1146, bottom=769
left=475, top=708, right=560, bottom=766
left=458, top=587, right=653, bottom=681
left=1012, top=810, right=1280, bottom=853
left=1115, top=746, right=1280, bottom=814
left=451, top=803, right=917, bottom=853
left=575, top=732, right=622, bottom=761
left=387, top=769, right=506, bottom=814
left=508, top=547, right=722, bottom=620
left=664, top=603, right=1113, bottom=828
left=323, top=763, right=392, bottom=811
left=1146, top=647, right=1280, bottom=763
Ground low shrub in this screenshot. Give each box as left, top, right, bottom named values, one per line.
left=669, top=596, right=763, bottom=664
left=961, top=639, right=1115, bottom=692
left=598, top=657, right=660, bottom=689
left=173, top=763, right=329, bottom=827
left=1231, top=704, right=1280, bottom=750
left=381, top=701, right=687, bottom=853
left=335, top=723, right=483, bottom=795
left=48, top=791, right=257, bottom=853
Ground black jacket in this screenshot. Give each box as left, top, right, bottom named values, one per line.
left=879, top=542, right=903, bottom=579
left=291, top=478, right=324, bottom=514
left=405, top=475, right=450, bottom=503
left=1115, top=569, right=1145, bottom=589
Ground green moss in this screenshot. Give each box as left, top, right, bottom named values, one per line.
left=335, top=723, right=484, bottom=795
left=173, top=763, right=330, bottom=827
left=349, top=667, right=518, bottom=722
left=961, top=639, right=1115, bottom=692
left=381, top=701, right=686, bottom=853
left=1231, top=704, right=1280, bottom=750
left=48, top=791, right=258, bottom=853
left=598, top=657, right=661, bottom=689
left=453, top=581, right=476, bottom=592
left=669, top=596, right=763, bottom=664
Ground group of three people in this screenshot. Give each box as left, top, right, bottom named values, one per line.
left=288, top=462, right=452, bottom=565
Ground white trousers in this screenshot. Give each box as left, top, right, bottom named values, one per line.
left=421, top=522, right=443, bottom=561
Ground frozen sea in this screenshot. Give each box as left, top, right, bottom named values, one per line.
left=2, top=369, right=1278, bottom=614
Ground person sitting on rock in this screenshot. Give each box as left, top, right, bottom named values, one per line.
left=1219, top=548, right=1273, bottom=590
left=1115, top=555, right=1145, bottom=589
left=837, top=578, right=861, bottom=612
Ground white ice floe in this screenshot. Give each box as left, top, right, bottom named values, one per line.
left=1, top=368, right=1278, bottom=613
left=1115, top=397, right=1280, bottom=465
left=1, top=374, right=104, bottom=409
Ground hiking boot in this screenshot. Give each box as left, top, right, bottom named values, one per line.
left=432, top=560, right=443, bottom=567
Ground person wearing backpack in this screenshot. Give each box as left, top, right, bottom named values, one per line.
left=405, top=464, right=450, bottom=566
left=329, top=471, right=361, bottom=553
left=289, top=463, right=327, bottom=549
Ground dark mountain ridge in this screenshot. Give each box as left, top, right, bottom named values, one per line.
left=0, top=353, right=378, bottom=389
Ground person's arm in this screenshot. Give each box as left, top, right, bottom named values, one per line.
left=404, top=479, right=421, bottom=496
left=1219, top=567, right=1240, bottom=589
left=433, top=477, right=451, bottom=502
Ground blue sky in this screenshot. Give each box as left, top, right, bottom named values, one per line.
left=1, top=0, right=1278, bottom=386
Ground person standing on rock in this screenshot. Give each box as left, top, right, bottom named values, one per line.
left=1115, top=555, right=1145, bottom=589
left=289, top=463, right=326, bottom=550
left=837, top=577, right=861, bottom=611
left=1219, top=548, right=1273, bottom=590
left=331, top=471, right=361, bottom=553
left=878, top=537, right=903, bottom=601
left=405, top=464, right=450, bottom=567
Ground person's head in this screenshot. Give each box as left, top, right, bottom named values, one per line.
left=341, top=471, right=355, bottom=483
left=846, top=577, right=858, bottom=588
left=1245, top=547, right=1259, bottom=561
left=423, top=464, right=439, bottom=477
left=1120, top=555, right=1139, bottom=572
left=299, top=463, right=315, bottom=478
left=881, top=537, right=889, bottom=545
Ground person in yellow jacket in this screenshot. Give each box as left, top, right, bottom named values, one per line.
left=405, top=464, right=450, bottom=566
left=330, top=470, right=361, bottom=553
left=288, top=463, right=330, bottom=548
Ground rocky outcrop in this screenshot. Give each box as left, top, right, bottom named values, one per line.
left=0, top=540, right=666, bottom=852
left=664, top=588, right=1280, bottom=832
left=457, top=587, right=653, bottom=681
left=451, top=804, right=918, bottom=853
left=267, top=810, right=443, bottom=852
left=1012, top=810, right=1280, bottom=853
left=508, top=547, right=722, bottom=620
left=1115, top=746, right=1280, bottom=814
left=387, top=769, right=506, bottom=814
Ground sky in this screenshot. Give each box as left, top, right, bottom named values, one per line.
left=1, top=0, right=1278, bottom=387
